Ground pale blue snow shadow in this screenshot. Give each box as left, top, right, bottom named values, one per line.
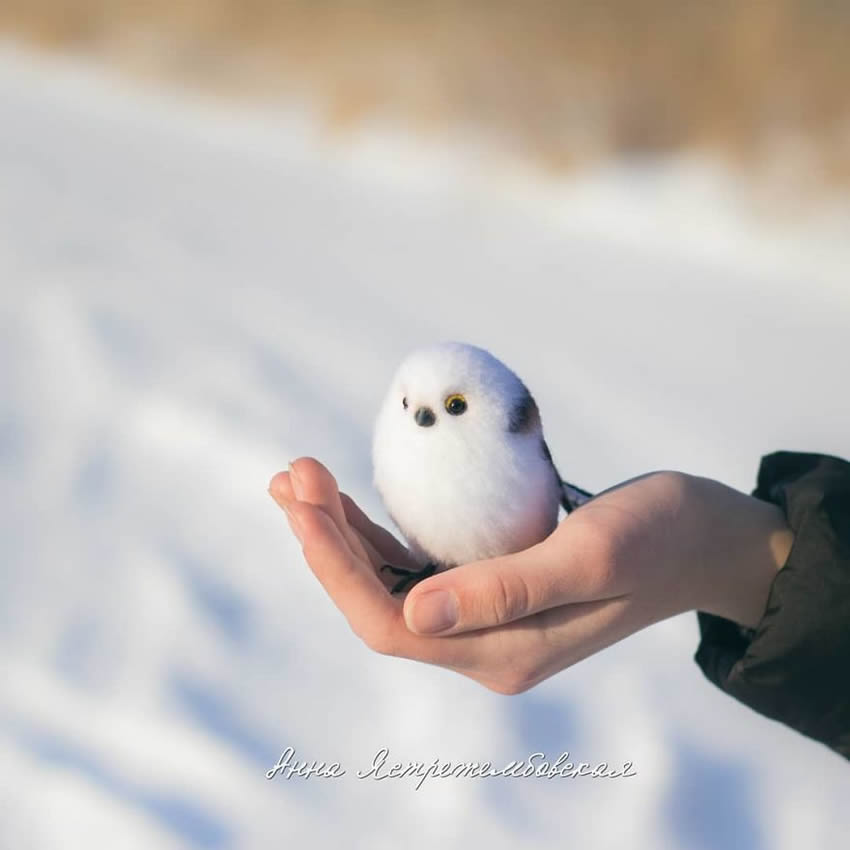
left=169, top=548, right=255, bottom=646
left=483, top=692, right=583, bottom=833
left=512, top=691, right=581, bottom=754
left=15, top=725, right=233, bottom=849
left=90, top=309, right=148, bottom=372
left=168, top=673, right=282, bottom=773
left=72, top=445, right=113, bottom=510
left=54, top=615, right=102, bottom=685
left=167, top=673, right=320, bottom=806
left=667, top=739, right=764, bottom=850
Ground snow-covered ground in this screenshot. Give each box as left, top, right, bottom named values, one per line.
left=1, top=44, right=848, bottom=849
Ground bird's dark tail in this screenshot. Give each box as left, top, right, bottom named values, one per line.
left=559, top=479, right=594, bottom=513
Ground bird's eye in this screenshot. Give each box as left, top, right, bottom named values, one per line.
left=402, top=396, right=408, bottom=410
left=445, top=394, right=467, bottom=416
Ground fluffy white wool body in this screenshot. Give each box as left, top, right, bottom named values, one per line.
left=372, top=342, right=562, bottom=569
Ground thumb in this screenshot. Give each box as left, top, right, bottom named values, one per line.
left=402, top=525, right=611, bottom=635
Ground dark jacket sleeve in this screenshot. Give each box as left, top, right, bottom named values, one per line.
left=694, top=451, right=850, bottom=759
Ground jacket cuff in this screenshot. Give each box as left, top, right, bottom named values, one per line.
left=694, top=451, right=850, bottom=759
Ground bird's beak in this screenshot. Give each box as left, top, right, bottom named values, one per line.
left=414, top=406, right=436, bottom=427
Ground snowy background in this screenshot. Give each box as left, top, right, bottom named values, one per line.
left=1, top=44, right=849, bottom=849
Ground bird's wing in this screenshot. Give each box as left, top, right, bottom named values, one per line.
left=541, top=438, right=594, bottom=513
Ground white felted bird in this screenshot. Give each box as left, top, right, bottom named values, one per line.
left=372, top=342, right=592, bottom=593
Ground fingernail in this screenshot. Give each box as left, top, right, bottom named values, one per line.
left=409, top=590, right=458, bottom=634
left=283, top=502, right=302, bottom=541
left=288, top=461, right=304, bottom=500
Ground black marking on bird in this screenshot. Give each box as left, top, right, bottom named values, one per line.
left=508, top=384, right=541, bottom=433
left=511, top=386, right=593, bottom=515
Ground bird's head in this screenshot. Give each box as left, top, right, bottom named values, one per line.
left=374, top=341, right=542, bottom=448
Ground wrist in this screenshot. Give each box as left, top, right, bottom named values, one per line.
left=686, top=474, right=794, bottom=629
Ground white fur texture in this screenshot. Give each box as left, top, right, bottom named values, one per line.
left=372, top=342, right=561, bottom=569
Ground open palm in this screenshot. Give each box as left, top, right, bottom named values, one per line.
left=269, top=457, right=789, bottom=693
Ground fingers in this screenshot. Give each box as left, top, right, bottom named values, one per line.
left=339, top=492, right=417, bottom=569
left=284, top=498, right=403, bottom=644
left=402, top=522, right=627, bottom=636
left=270, top=458, right=370, bottom=563
left=284, top=496, right=471, bottom=663
left=269, top=462, right=643, bottom=689
left=267, top=462, right=507, bottom=666
left=269, top=457, right=414, bottom=632
left=268, top=470, right=295, bottom=502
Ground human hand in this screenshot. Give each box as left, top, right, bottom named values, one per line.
left=269, top=458, right=792, bottom=694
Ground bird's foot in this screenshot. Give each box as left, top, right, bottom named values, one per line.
left=380, top=561, right=438, bottom=595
